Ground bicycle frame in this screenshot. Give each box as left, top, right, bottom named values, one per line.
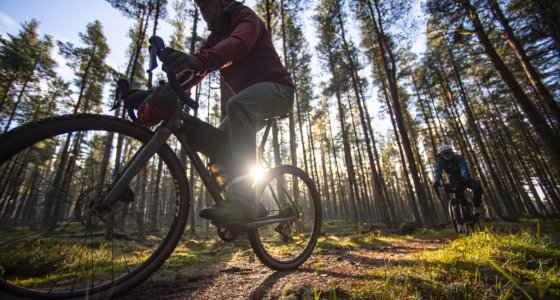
left=100, top=35, right=304, bottom=232
left=99, top=106, right=297, bottom=231
left=100, top=108, right=224, bottom=211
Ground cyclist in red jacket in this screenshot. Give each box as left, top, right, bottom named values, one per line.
left=145, top=0, right=295, bottom=225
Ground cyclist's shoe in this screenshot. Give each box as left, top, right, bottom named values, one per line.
left=199, top=198, right=253, bottom=225
left=199, top=186, right=270, bottom=225
left=473, top=206, right=483, bottom=217
left=456, top=224, right=463, bottom=233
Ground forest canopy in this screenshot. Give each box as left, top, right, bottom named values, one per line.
left=0, top=0, right=559, bottom=228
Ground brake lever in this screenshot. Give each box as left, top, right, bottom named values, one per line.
left=148, top=36, right=199, bottom=111
left=147, top=36, right=164, bottom=73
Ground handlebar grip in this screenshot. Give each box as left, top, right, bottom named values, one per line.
left=149, top=35, right=199, bottom=111
left=167, top=73, right=199, bottom=110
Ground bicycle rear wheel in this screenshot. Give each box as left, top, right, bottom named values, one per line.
left=0, top=114, right=189, bottom=299
left=466, top=209, right=482, bottom=235
left=248, top=165, right=321, bottom=271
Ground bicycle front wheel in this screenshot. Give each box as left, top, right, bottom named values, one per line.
left=448, top=200, right=460, bottom=234
left=0, top=114, right=189, bottom=299
left=248, top=165, right=321, bottom=271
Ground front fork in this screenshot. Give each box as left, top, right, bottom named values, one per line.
left=98, top=119, right=176, bottom=211
left=451, top=198, right=465, bottom=225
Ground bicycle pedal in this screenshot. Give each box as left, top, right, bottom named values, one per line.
left=216, top=226, right=242, bottom=242
left=213, top=222, right=246, bottom=234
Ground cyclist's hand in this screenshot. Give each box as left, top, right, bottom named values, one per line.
left=160, top=47, right=200, bottom=75
left=432, top=182, right=439, bottom=190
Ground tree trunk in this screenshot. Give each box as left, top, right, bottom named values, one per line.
left=487, top=0, right=560, bottom=126
left=3, top=60, right=37, bottom=132
left=368, top=0, right=430, bottom=224
left=442, top=36, right=514, bottom=215
left=459, top=0, right=560, bottom=167
left=147, top=0, right=161, bottom=89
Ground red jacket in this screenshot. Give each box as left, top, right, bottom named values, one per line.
left=182, top=4, right=295, bottom=93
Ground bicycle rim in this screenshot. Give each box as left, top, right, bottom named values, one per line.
left=248, top=165, right=321, bottom=271
left=0, top=114, right=189, bottom=299
left=472, top=218, right=482, bottom=233
left=464, top=221, right=473, bottom=236
left=448, top=201, right=459, bottom=234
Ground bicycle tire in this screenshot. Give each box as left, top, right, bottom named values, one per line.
left=463, top=218, right=473, bottom=236
left=0, top=114, right=190, bottom=299
left=248, top=165, right=321, bottom=271
left=467, top=209, right=482, bottom=234
left=472, top=218, right=482, bottom=233
left=448, top=200, right=460, bottom=234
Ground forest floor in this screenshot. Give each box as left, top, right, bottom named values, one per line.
left=117, top=218, right=560, bottom=300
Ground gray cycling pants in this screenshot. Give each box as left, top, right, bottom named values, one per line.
left=219, top=81, right=294, bottom=191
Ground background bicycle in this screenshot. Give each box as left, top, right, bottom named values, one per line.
left=437, top=183, right=482, bottom=236
left=436, top=183, right=482, bottom=235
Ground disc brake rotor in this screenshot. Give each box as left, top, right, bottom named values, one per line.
left=74, top=184, right=130, bottom=227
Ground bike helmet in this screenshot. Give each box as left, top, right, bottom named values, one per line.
left=437, top=144, right=452, bottom=156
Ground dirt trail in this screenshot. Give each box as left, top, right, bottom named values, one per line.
left=117, top=237, right=445, bottom=299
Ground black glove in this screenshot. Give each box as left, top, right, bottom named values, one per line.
left=432, top=182, right=439, bottom=190
left=160, top=47, right=200, bottom=74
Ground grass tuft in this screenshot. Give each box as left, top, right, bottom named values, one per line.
left=352, top=221, right=560, bottom=299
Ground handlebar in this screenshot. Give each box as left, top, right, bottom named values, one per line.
left=148, top=36, right=199, bottom=111
left=112, top=35, right=199, bottom=122
left=435, top=182, right=466, bottom=194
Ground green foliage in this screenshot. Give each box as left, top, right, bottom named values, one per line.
left=352, top=222, right=560, bottom=299
left=0, top=19, right=57, bottom=128
left=0, top=236, right=65, bottom=279
left=57, top=20, right=110, bottom=113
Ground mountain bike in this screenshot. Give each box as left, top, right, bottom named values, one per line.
left=437, top=183, right=481, bottom=236
left=0, top=36, right=322, bottom=299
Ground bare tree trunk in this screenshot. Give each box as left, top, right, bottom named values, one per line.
left=377, top=63, right=421, bottom=223
left=488, top=0, right=560, bottom=126
left=533, top=0, right=560, bottom=57
left=147, top=0, right=161, bottom=89
left=368, top=0, right=430, bottom=224
left=3, top=60, right=37, bottom=132
left=320, top=137, right=333, bottom=220
left=128, top=5, right=151, bottom=89
left=459, top=0, right=560, bottom=167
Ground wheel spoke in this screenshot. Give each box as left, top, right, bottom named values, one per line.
left=0, top=115, right=188, bottom=299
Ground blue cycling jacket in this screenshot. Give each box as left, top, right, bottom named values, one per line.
left=434, top=154, right=471, bottom=184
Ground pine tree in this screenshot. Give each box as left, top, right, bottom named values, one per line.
left=57, top=20, right=110, bottom=113
left=0, top=20, right=56, bottom=130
